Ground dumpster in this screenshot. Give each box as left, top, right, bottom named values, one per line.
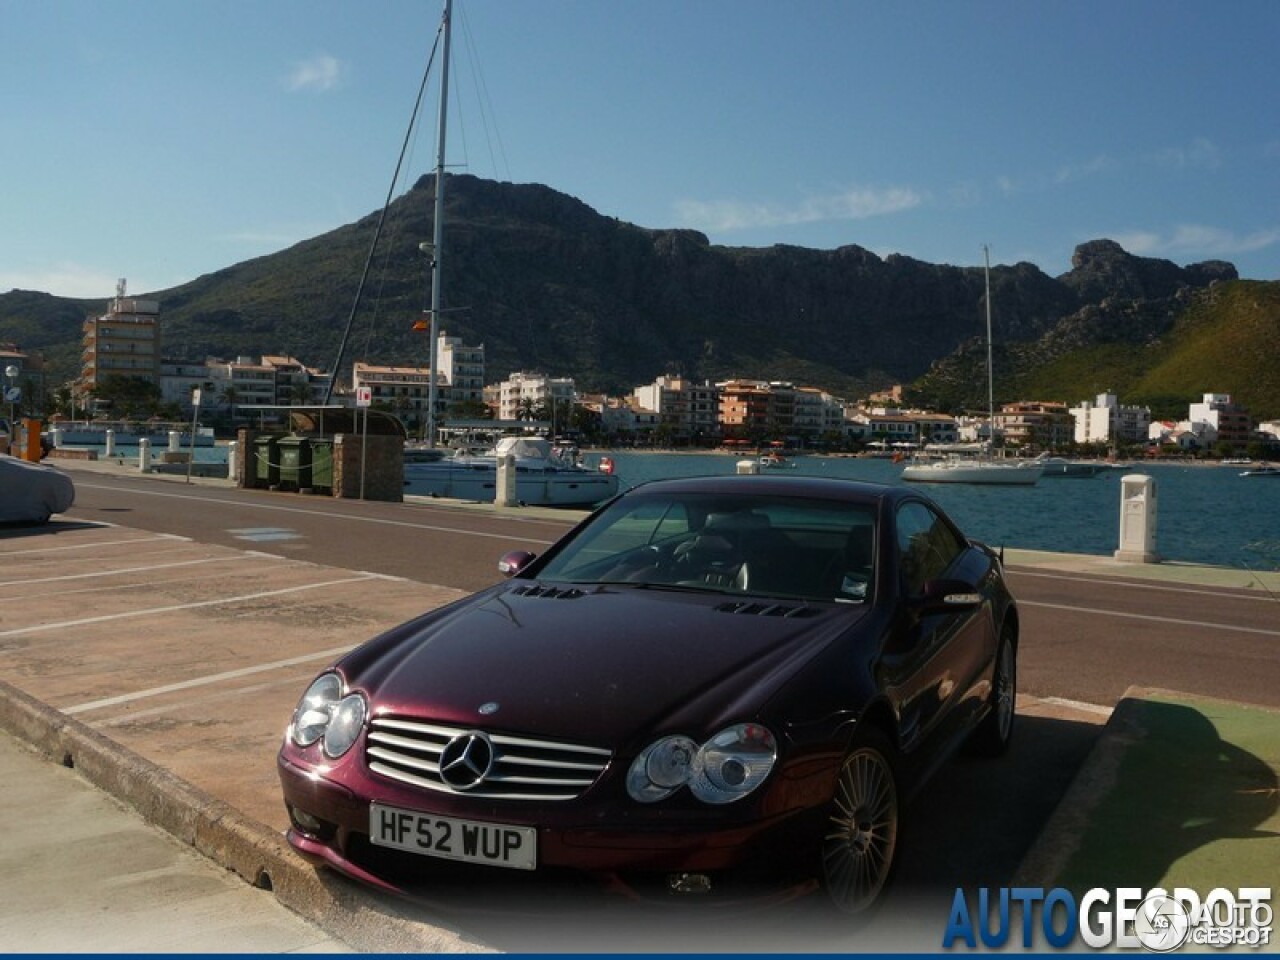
left=277, top=435, right=312, bottom=490
left=253, top=435, right=280, bottom=488
left=309, top=437, right=334, bottom=493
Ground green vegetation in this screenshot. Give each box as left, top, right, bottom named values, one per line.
left=1003, top=282, right=1280, bottom=419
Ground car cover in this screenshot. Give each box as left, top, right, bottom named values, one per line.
left=0, top=457, right=76, bottom=523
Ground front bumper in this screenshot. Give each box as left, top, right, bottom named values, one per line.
left=278, top=749, right=831, bottom=901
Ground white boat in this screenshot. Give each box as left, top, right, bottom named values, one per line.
left=759, top=451, right=795, bottom=468
left=1240, top=465, right=1280, bottom=477
left=902, top=246, right=1042, bottom=486
left=404, top=435, right=619, bottom=506
left=46, top=420, right=216, bottom=447
left=901, top=453, right=1044, bottom=485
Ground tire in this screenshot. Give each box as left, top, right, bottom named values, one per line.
left=820, top=728, right=900, bottom=915
left=969, top=628, right=1016, bottom=757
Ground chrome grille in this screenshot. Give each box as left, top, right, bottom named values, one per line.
left=366, top=717, right=612, bottom=801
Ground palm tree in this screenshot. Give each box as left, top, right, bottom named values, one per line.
left=219, top=384, right=240, bottom=424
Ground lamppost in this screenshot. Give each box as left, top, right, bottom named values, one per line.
left=4, top=364, right=18, bottom=427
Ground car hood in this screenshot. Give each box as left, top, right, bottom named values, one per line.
left=344, top=582, right=863, bottom=747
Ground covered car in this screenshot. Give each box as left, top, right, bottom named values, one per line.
left=278, top=475, right=1019, bottom=914
left=0, top=457, right=76, bottom=523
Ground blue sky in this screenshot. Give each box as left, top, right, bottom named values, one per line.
left=3, top=0, right=1277, bottom=300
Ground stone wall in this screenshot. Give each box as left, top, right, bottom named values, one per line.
left=333, top=433, right=403, bottom=502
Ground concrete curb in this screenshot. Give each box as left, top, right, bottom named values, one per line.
left=0, top=678, right=486, bottom=953
left=1011, top=690, right=1141, bottom=888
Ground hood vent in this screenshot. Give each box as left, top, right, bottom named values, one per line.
left=714, top=600, right=820, bottom=619
left=510, top=584, right=586, bottom=600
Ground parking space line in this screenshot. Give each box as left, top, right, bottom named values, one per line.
left=0, top=556, right=231, bottom=587
left=0, top=534, right=191, bottom=556
left=0, top=575, right=378, bottom=639
left=67, top=644, right=355, bottom=715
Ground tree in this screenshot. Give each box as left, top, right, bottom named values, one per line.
left=219, top=384, right=241, bottom=423
left=93, top=375, right=163, bottom=419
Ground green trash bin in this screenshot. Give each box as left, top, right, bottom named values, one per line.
left=253, top=436, right=280, bottom=488
left=309, top=438, right=334, bottom=493
left=277, top=435, right=313, bottom=490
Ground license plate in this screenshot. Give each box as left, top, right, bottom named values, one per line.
left=369, top=803, right=537, bottom=871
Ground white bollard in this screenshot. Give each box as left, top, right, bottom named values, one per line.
left=737, top=459, right=760, bottom=475
left=138, top=438, right=152, bottom=473
left=1114, top=473, right=1159, bottom=563
left=104, top=428, right=114, bottom=457
left=495, top=453, right=518, bottom=507
left=227, top=442, right=238, bottom=481
left=168, top=429, right=181, bottom=453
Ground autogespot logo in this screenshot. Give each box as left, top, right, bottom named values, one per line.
left=942, top=886, right=1273, bottom=951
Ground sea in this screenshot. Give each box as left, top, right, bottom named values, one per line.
left=592, top=452, right=1280, bottom=574
left=71, top=444, right=1279, bottom=573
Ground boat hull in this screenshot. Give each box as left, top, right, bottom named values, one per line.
left=901, top=461, right=1043, bottom=485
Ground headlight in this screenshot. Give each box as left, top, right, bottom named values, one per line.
left=627, top=724, right=777, bottom=805
left=289, top=673, right=367, bottom=758
left=689, top=723, right=776, bottom=804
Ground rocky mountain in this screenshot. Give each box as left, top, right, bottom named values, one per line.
left=0, top=174, right=1255, bottom=413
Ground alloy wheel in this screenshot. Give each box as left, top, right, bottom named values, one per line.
left=822, top=743, right=898, bottom=914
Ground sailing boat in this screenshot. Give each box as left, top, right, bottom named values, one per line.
left=400, top=0, right=620, bottom=507
left=901, top=247, right=1044, bottom=486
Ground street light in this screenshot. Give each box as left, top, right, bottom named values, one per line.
left=4, top=364, right=18, bottom=428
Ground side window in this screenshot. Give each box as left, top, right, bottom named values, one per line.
left=895, top=502, right=965, bottom=595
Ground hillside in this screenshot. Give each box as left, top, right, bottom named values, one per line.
left=3, top=174, right=1264, bottom=414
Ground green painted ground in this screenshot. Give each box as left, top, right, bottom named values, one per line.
left=1056, top=691, right=1279, bottom=892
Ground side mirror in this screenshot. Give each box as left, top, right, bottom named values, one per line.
left=918, top=578, right=982, bottom=612
left=498, top=550, right=536, bottom=578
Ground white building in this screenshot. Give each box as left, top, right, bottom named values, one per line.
left=496, top=371, right=577, bottom=431
left=1070, top=392, right=1151, bottom=446
left=632, top=375, right=720, bottom=443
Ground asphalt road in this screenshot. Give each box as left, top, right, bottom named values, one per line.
left=63, top=469, right=1280, bottom=708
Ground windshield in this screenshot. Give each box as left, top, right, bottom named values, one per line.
left=535, top=492, right=876, bottom=604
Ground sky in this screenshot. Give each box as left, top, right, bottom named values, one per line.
left=2, top=0, right=1277, bottom=302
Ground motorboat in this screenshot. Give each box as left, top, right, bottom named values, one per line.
left=1239, top=465, right=1280, bottom=477
left=759, top=451, right=795, bottom=468
left=403, top=435, right=620, bottom=506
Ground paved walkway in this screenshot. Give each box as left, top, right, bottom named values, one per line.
left=0, top=730, right=349, bottom=953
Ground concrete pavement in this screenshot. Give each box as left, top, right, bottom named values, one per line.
left=0, top=730, right=349, bottom=953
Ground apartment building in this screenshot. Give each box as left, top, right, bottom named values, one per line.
left=997, top=401, right=1074, bottom=449
left=632, top=375, right=721, bottom=443
left=1186, top=393, right=1252, bottom=449
left=496, top=371, right=576, bottom=427
left=81, top=281, right=160, bottom=393
left=1070, top=392, right=1151, bottom=446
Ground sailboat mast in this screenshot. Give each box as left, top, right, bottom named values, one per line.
left=984, top=244, right=994, bottom=447
left=426, top=0, right=452, bottom=447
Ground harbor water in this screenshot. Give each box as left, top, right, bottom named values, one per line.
left=60, top=444, right=1278, bottom=572
left=595, top=453, right=1280, bottom=574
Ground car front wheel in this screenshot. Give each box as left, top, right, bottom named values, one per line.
left=820, top=729, right=899, bottom=915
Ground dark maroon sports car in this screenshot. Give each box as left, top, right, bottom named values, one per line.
left=278, top=475, right=1019, bottom=913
